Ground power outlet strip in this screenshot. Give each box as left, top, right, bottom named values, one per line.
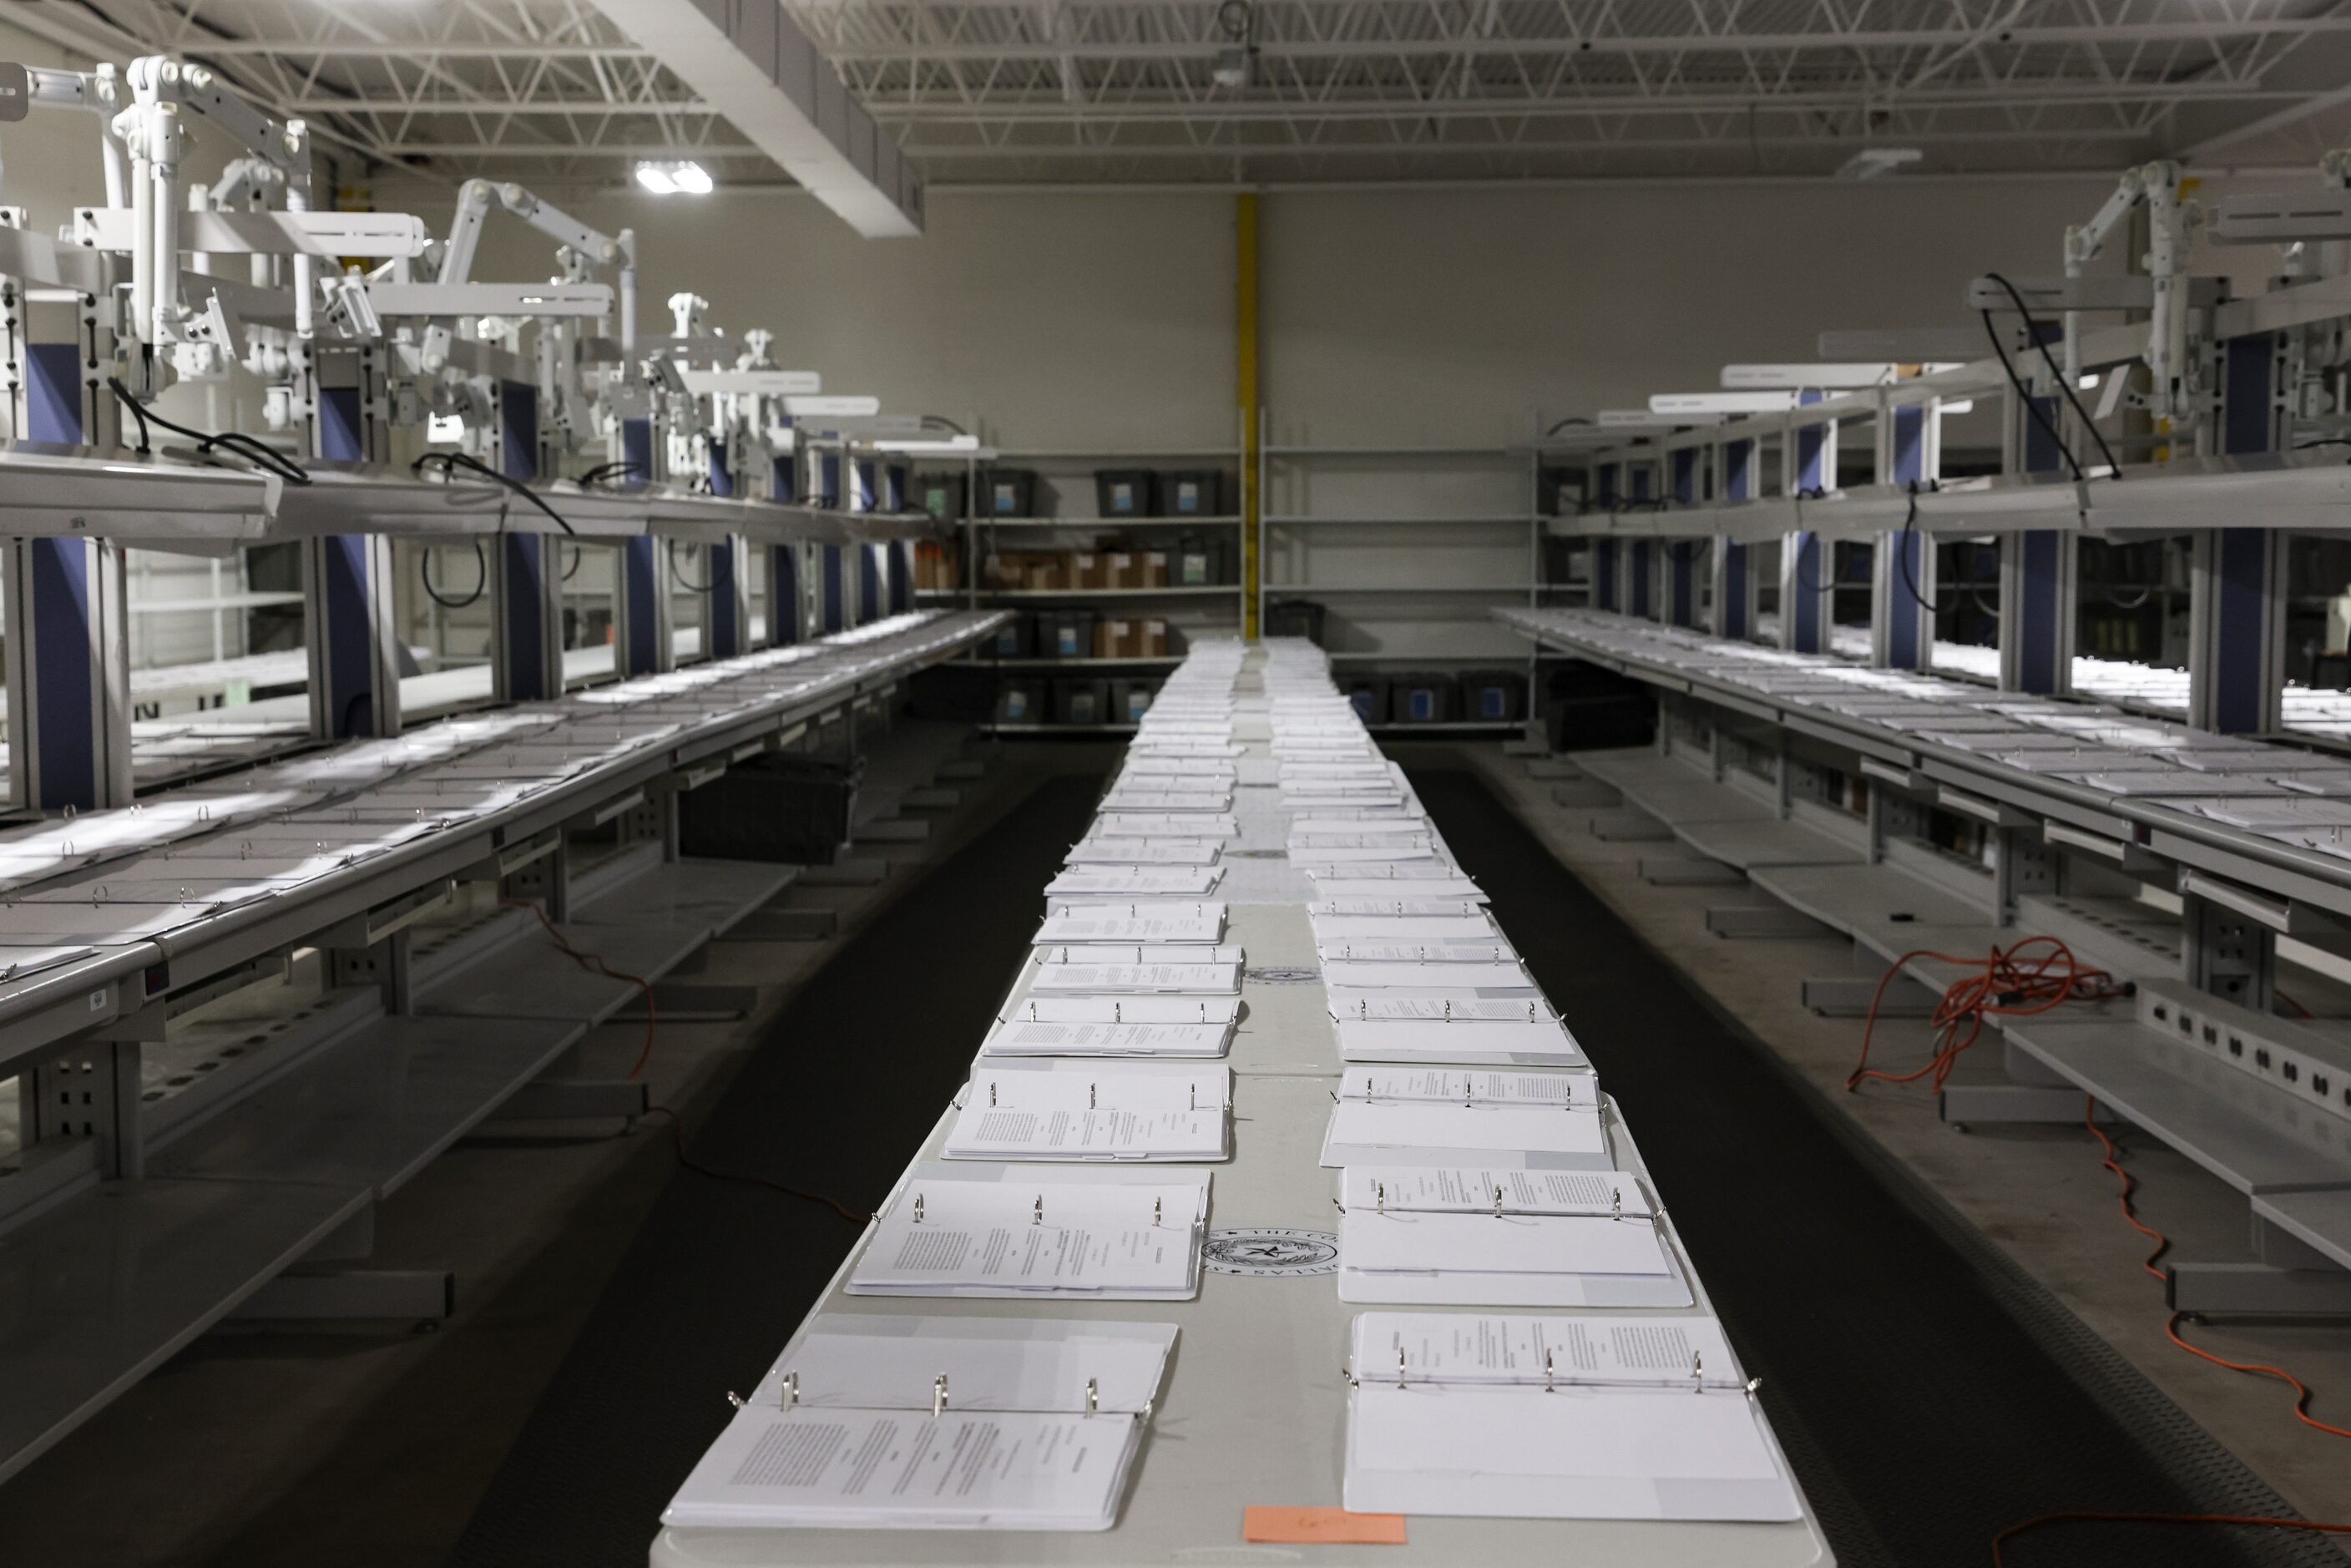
left=2139, top=979, right=2351, bottom=1127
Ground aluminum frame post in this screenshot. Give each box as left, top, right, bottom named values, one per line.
left=2189, top=331, right=2288, bottom=735
left=491, top=380, right=565, bottom=702
left=5, top=535, right=133, bottom=812
left=1999, top=393, right=2075, bottom=695
left=614, top=535, right=673, bottom=676
left=304, top=363, right=402, bottom=739
left=1871, top=401, right=1938, bottom=671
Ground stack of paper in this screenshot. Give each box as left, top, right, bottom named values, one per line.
left=662, top=1316, right=1178, bottom=1530
left=1035, top=904, right=1228, bottom=946
left=1321, top=1071, right=1610, bottom=1169
left=946, top=1060, right=1231, bottom=1159
left=1046, top=867, right=1226, bottom=900
left=1337, top=1165, right=1682, bottom=1306
left=1344, top=1313, right=1799, bottom=1520
left=849, top=1166, right=1211, bottom=1301
left=1027, top=960, right=1242, bottom=996
left=1328, top=992, right=1585, bottom=1065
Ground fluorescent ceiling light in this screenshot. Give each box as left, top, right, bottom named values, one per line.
left=871, top=435, right=982, bottom=453
left=634, top=159, right=714, bottom=195
left=1835, top=148, right=1924, bottom=180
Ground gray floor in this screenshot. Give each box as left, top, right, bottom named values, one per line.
left=0, top=721, right=1119, bottom=1568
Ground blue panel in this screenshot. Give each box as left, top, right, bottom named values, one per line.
left=1795, top=427, right=1824, bottom=493
left=502, top=534, right=549, bottom=700
left=1722, top=543, right=1749, bottom=639
left=498, top=382, right=538, bottom=480
left=1595, top=464, right=1619, bottom=508
left=709, top=443, right=733, bottom=498
left=2224, top=333, right=2278, bottom=457
left=321, top=534, right=376, bottom=736
left=1595, top=539, right=1619, bottom=611
left=1629, top=466, right=1652, bottom=503
left=857, top=544, right=882, bottom=621
left=1887, top=529, right=1923, bottom=669
left=1791, top=532, right=1823, bottom=651
left=891, top=541, right=913, bottom=613
left=770, top=545, right=801, bottom=645
left=2022, top=394, right=2064, bottom=475
left=620, top=535, right=659, bottom=675
left=820, top=545, right=845, bottom=632
left=2017, top=529, right=2063, bottom=693
left=1629, top=541, right=1652, bottom=618
left=318, top=387, right=365, bottom=463
left=623, top=418, right=654, bottom=484
left=886, top=464, right=909, bottom=513
left=819, top=453, right=842, bottom=509
left=1671, top=450, right=1696, bottom=506
left=1723, top=442, right=1752, bottom=503
left=26, top=343, right=82, bottom=444
left=2212, top=529, right=2271, bottom=733
left=771, top=456, right=797, bottom=504
left=1891, top=406, right=1926, bottom=487
left=1670, top=542, right=1695, bottom=626
left=854, top=459, right=877, bottom=512
left=28, top=539, right=95, bottom=809
left=709, top=541, right=741, bottom=657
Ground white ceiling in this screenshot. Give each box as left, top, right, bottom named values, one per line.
left=16, top=0, right=2351, bottom=188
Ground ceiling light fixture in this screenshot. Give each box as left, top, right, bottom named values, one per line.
left=635, top=159, right=715, bottom=195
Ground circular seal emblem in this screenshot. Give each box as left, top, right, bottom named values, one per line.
left=1245, top=966, right=1321, bottom=986
left=1203, top=1227, right=1341, bottom=1276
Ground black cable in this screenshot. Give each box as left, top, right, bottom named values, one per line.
left=1978, top=311, right=2086, bottom=485
left=418, top=539, right=487, bottom=609
left=106, top=377, right=311, bottom=486
left=667, top=537, right=719, bottom=594
left=579, top=459, right=645, bottom=488
left=1979, top=271, right=2124, bottom=479
left=562, top=543, right=582, bottom=583
left=1893, top=481, right=1961, bottom=613
left=413, top=450, right=575, bottom=535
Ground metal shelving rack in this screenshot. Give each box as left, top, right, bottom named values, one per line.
left=960, top=414, right=1250, bottom=734
left=1255, top=410, right=1544, bottom=733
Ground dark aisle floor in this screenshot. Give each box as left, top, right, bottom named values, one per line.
left=445, top=772, right=1104, bottom=1567
left=1408, top=766, right=2344, bottom=1568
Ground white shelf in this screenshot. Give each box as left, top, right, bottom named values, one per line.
left=1262, top=514, right=1530, bottom=526
left=1264, top=443, right=1516, bottom=458
left=967, top=655, right=1183, bottom=669
left=1272, top=584, right=1532, bottom=594
left=976, top=516, right=1243, bottom=528
left=990, top=448, right=1239, bottom=462
left=976, top=585, right=1245, bottom=599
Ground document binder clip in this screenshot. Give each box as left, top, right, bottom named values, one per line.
left=1152, top=1196, right=1162, bottom=1227
left=1443, top=999, right=1452, bottom=1024
left=1114, top=1002, right=1122, bottom=1023
left=1494, top=1186, right=1504, bottom=1219
left=1610, top=1187, right=1623, bottom=1222
left=1376, top=1181, right=1386, bottom=1214
left=726, top=1391, right=746, bottom=1410
left=1034, top=1195, right=1045, bottom=1227
left=1396, top=1347, right=1408, bottom=1388
left=1359, top=999, right=1368, bottom=1019
left=1084, top=1378, right=1099, bottom=1418
left=912, top=1194, right=925, bottom=1225
left=1545, top=1350, right=1555, bottom=1393
left=1691, top=1351, right=1703, bottom=1393
left=781, top=1371, right=799, bottom=1408
left=933, top=1374, right=950, bottom=1417
left=1090, top=1084, right=1098, bottom=1110
left=1029, top=1001, right=1039, bottom=1022
left=1189, top=1084, right=1196, bottom=1111
left=989, top=1083, right=998, bottom=1108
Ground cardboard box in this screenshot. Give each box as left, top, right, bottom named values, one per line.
left=1073, top=552, right=1108, bottom=589
left=1139, top=551, right=1170, bottom=589
left=1024, top=556, right=1061, bottom=591
left=1093, top=620, right=1125, bottom=658
left=1137, top=618, right=1169, bottom=657
left=1105, top=551, right=1137, bottom=589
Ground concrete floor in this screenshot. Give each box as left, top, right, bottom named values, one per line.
left=1439, top=739, right=2351, bottom=1528
left=8, top=728, right=2348, bottom=1563
left=0, top=720, right=1118, bottom=1568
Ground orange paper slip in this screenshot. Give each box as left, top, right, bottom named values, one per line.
left=1242, top=1506, right=1408, bottom=1545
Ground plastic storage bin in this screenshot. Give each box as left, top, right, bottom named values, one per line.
left=1172, top=534, right=1229, bottom=587
left=1055, top=677, right=1111, bottom=726
left=1034, top=608, right=1099, bottom=660
left=1389, top=672, right=1459, bottom=724
left=1342, top=675, right=1389, bottom=725
left=986, top=613, right=1033, bottom=660
left=995, top=680, right=1045, bottom=726
left=1095, top=470, right=1158, bottom=518
left=1161, top=471, right=1226, bottom=517
left=979, top=468, right=1038, bottom=518
left=1109, top=678, right=1157, bottom=724
left=678, top=752, right=858, bottom=866
left=1458, top=669, right=1527, bottom=722
left=914, top=472, right=967, bottom=522
left=1264, top=599, right=1327, bottom=645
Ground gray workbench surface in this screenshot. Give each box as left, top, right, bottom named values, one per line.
left=650, top=744, right=1833, bottom=1565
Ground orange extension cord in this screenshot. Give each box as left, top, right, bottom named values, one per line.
left=1845, top=935, right=2127, bottom=1095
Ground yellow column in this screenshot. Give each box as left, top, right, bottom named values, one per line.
left=1237, top=190, right=1261, bottom=640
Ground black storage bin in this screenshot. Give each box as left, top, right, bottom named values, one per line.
left=1265, top=599, right=1327, bottom=645
left=1389, top=672, right=1459, bottom=724
left=1161, top=470, right=1227, bottom=518
left=987, top=612, right=1033, bottom=660
left=1342, top=675, right=1388, bottom=725
left=1035, top=608, right=1098, bottom=660
left=914, top=472, right=967, bottom=522
left=979, top=468, right=1038, bottom=518
left=1458, top=669, right=1527, bottom=723
left=1109, top=678, right=1157, bottom=724
left=1172, top=533, right=1230, bottom=588
left=678, top=752, right=858, bottom=866
left=1543, top=662, right=1656, bottom=751
left=1095, top=469, right=1157, bottom=518
left=1056, top=677, right=1112, bottom=726
left=995, top=679, right=1045, bottom=726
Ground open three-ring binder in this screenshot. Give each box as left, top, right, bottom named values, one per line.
left=848, top=1164, right=1211, bottom=1301
left=1326, top=989, right=1587, bottom=1067
left=1334, top=1164, right=1691, bottom=1307
left=1342, top=1312, right=1802, bottom=1522
left=1320, top=1067, right=1610, bottom=1170
left=663, top=1316, right=1179, bottom=1531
